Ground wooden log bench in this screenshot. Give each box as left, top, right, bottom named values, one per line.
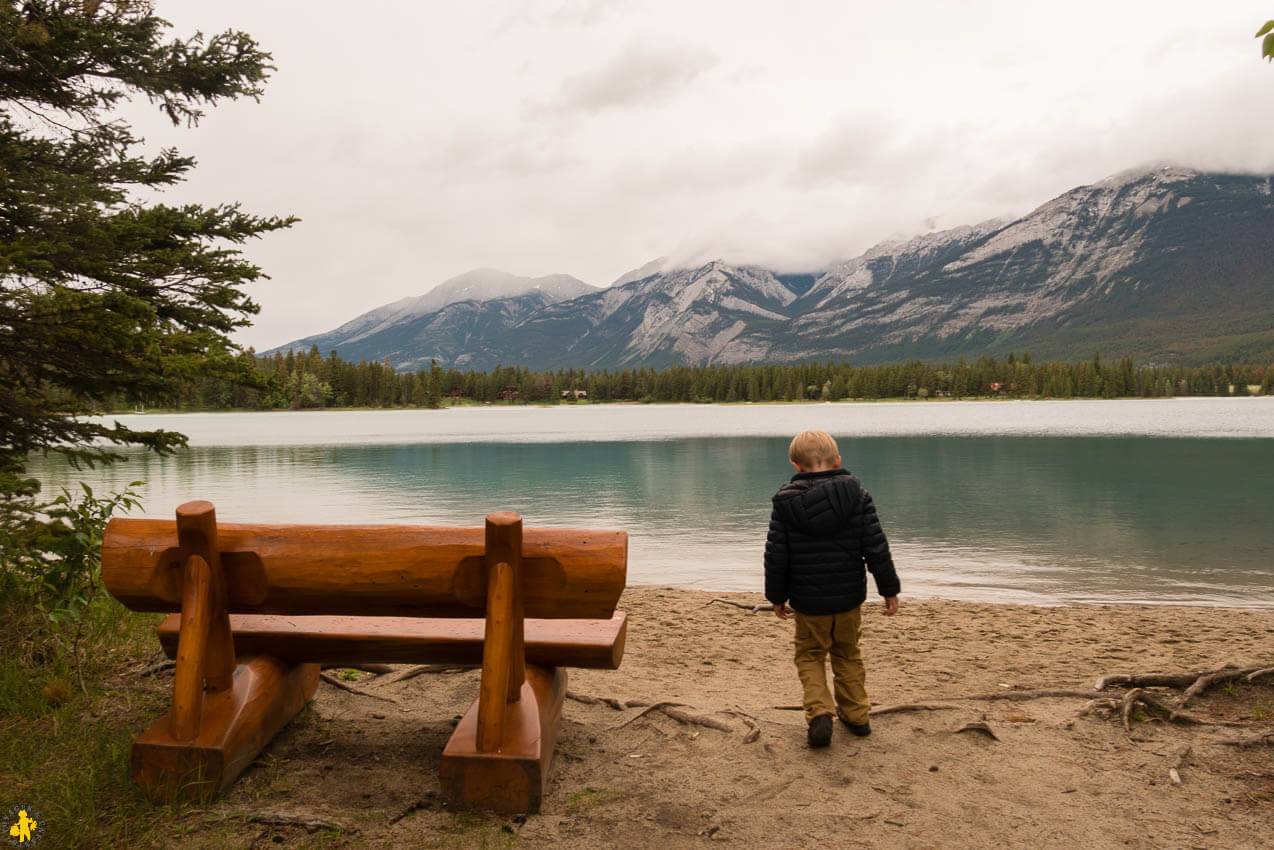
left=101, top=500, right=627, bottom=813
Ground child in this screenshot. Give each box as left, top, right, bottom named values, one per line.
left=764, top=429, right=900, bottom=747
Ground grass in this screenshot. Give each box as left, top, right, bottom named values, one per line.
left=565, top=786, right=621, bottom=810
left=423, top=812, right=517, bottom=849
left=0, top=594, right=176, bottom=848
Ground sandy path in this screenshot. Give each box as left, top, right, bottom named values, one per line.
left=201, top=587, right=1274, bottom=849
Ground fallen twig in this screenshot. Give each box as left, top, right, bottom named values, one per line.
left=244, top=810, right=351, bottom=834
left=1246, top=667, right=1274, bottom=683
left=707, top=598, right=772, bottom=613
left=319, top=672, right=401, bottom=704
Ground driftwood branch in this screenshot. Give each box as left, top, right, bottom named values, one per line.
left=706, top=598, right=772, bottom=613
left=319, top=672, right=401, bottom=704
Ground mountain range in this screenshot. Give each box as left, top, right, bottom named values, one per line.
left=268, top=165, right=1274, bottom=369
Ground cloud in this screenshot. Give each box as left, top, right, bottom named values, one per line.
left=555, top=39, right=718, bottom=113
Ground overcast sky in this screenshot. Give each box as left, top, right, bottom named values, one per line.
left=129, top=1, right=1274, bottom=351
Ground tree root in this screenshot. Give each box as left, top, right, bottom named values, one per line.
left=320, top=663, right=395, bottom=675
left=371, top=664, right=472, bottom=688
left=610, top=701, right=688, bottom=729
left=318, top=671, right=401, bottom=704
left=1095, top=671, right=1210, bottom=691
left=706, top=598, right=772, bottom=613
left=661, top=705, right=734, bottom=732
left=955, top=721, right=999, bottom=741
left=956, top=688, right=1106, bottom=702
left=1176, top=666, right=1265, bottom=712
left=1078, top=697, right=1121, bottom=718
left=870, top=702, right=961, bottom=716
left=1217, top=730, right=1274, bottom=747
left=584, top=698, right=736, bottom=734
left=136, top=658, right=175, bottom=677
left=1169, top=744, right=1192, bottom=785
left=724, top=707, right=762, bottom=743
left=1090, top=662, right=1274, bottom=729
left=566, top=690, right=633, bottom=710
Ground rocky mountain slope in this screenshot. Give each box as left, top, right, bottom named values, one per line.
left=268, top=270, right=595, bottom=365
left=271, top=165, right=1274, bottom=369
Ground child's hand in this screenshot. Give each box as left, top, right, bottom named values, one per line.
left=882, top=596, right=899, bottom=616
left=773, top=602, right=789, bottom=619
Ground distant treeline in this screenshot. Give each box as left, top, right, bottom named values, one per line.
left=109, top=347, right=1274, bottom=411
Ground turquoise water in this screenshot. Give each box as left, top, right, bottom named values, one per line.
left=32, top=398, right=1274, bottom=606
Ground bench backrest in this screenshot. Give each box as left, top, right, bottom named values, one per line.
left=102, top=515, right=627, bottom=620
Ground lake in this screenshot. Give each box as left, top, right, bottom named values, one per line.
left=31, top=398, right=1274, bottom=607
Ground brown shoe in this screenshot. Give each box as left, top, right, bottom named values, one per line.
left=837, top=708, right=871, bottom=737
left=807, top=714, right=833, bottom=747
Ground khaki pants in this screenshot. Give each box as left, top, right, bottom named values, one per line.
left=793, top=606, right=869, bottom=724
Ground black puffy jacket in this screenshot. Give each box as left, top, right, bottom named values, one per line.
left=764, top=468, right=900, bottom=615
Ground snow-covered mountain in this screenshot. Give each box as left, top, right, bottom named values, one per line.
left=270, top=165, right=1274, bottom=369
left=266, top=269, right=595, bottom=360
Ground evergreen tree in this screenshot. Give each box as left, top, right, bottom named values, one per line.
left=1, top=3, right=292, bottom=521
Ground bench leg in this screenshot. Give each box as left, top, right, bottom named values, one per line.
left=131, top=656, right=319, bottom=802
left=439, top=663, right=566, bottom=814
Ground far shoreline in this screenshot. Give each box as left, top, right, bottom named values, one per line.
left=102, top=394, right=1268, bottom=416
left=660, top=587, right=1274, bottom=611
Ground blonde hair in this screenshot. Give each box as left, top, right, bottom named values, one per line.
left=789, top=429, right=839, bottom=468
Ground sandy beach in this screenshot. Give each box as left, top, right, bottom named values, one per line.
left=169, top=586, right=1274, bottom=849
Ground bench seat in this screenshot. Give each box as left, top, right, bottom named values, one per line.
left=156, top=612, right=627, bottom=670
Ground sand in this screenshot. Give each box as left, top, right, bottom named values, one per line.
left=204, top=587, right=1274, bottom=849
